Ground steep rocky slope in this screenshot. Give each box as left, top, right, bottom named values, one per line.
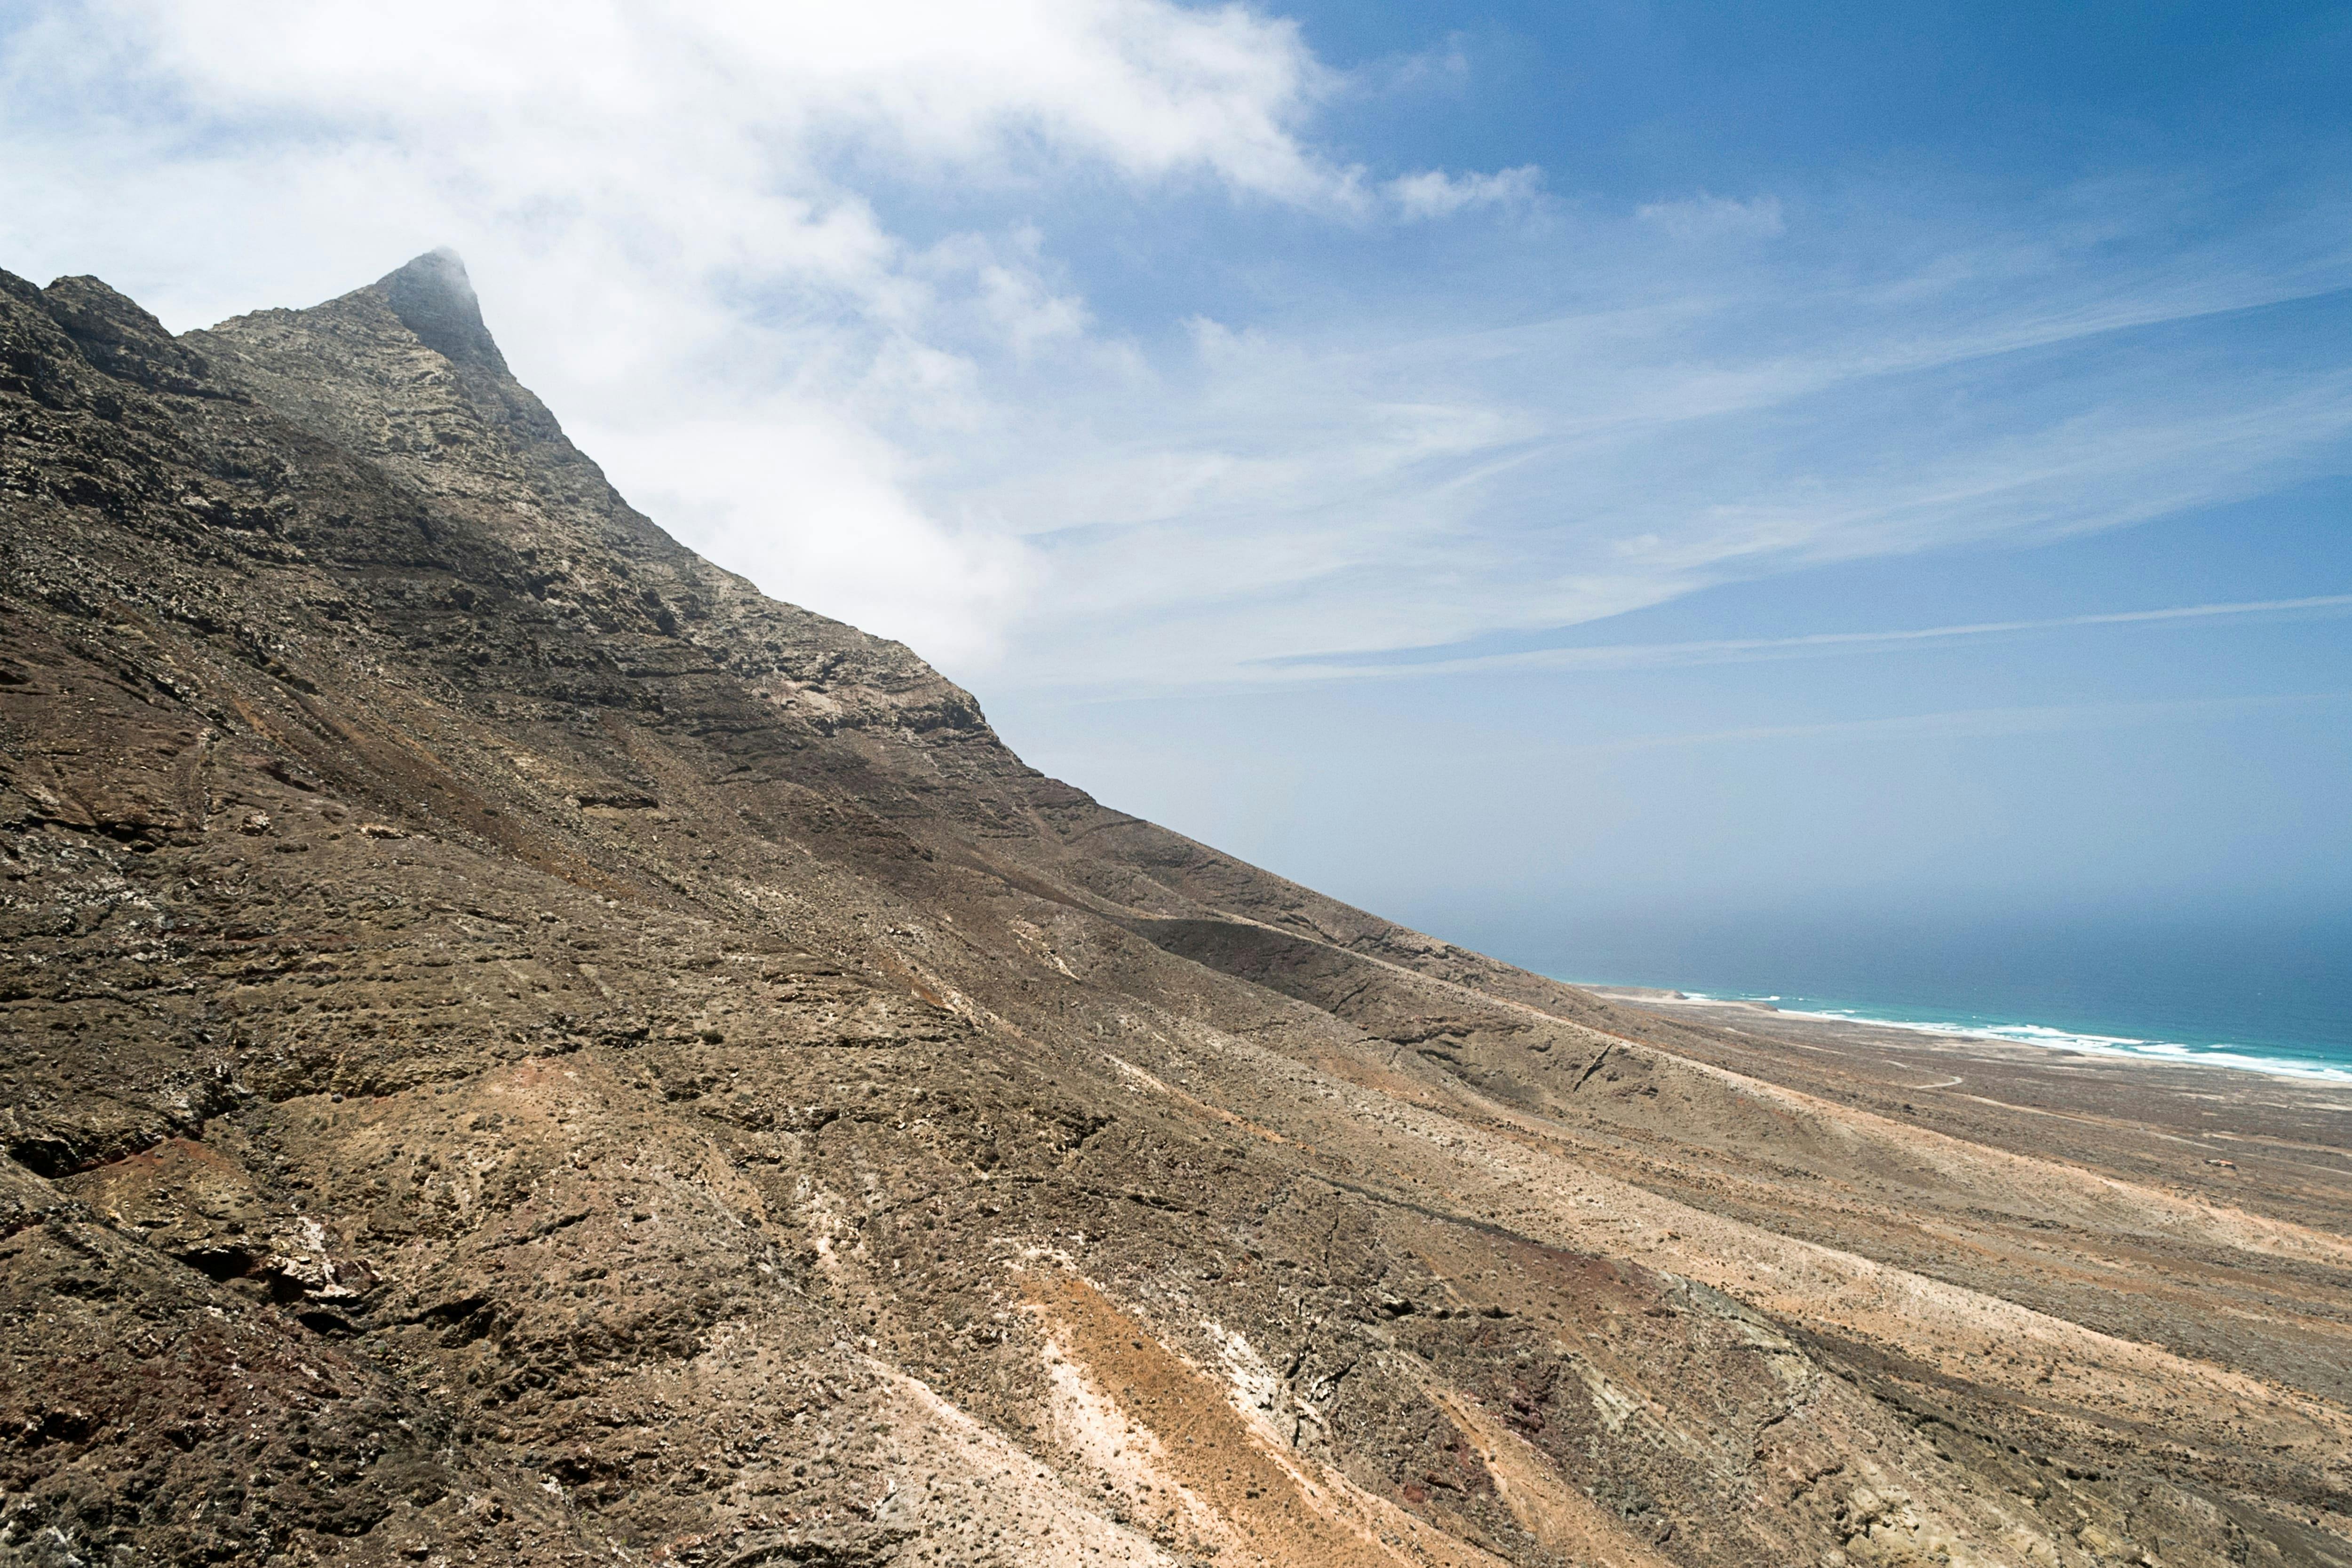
left=2, top=252, right=2347, bottom=1568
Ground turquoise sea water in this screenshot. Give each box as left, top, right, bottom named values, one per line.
left=1646, top=987, right=2352, bottom=1083
left=1425, top=902, right=2352, bottom=1084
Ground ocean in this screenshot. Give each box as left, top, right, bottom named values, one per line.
left=1435, top=901, right=2352, bottom=1084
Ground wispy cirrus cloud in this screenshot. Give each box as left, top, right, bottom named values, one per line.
left=950, top=213, right=2352, bottom=689
left=1529, top=689, right=2352, bottom=760
left=1635, top=192, right=1785, bottom=240
left=1256, top=594, right=2352, bottom=681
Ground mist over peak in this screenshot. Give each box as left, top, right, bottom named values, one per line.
left=375, top=245, right=511, bottom=375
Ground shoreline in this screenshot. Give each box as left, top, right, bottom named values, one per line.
left=1579, top=982, right=2352, bottom=1085
left=1574, top=983, right=2352, bottom=1218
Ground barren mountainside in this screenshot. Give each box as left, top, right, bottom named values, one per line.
left=2, top=251, right=2349, bottom=1568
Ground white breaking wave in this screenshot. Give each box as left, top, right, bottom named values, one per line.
left=1676, top=994, right=2352, bottom=1084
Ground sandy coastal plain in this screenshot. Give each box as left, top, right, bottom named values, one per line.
left=1589, top=985, right=2352, bottom=1233
left=1579, top=984, right=2352, bottom=1402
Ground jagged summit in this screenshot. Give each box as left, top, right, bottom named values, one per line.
left=179, top=253, right=977, bottom=724
left=375, top=245, right=509, bottom=375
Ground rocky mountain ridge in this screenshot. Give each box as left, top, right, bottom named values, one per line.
left=2, top=252, right=2348, bottom=1568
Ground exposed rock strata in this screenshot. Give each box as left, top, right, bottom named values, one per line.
left=1, top=253, right=2346, bottom=1567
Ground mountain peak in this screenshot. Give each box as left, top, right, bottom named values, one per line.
left=375, top=246, right=508, bottom=374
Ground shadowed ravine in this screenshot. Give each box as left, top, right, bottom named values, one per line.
left=2, top=252, right=2348, bottom=1567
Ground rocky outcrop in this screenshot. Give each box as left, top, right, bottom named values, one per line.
left=2, top=253, right=2347, bottom=1567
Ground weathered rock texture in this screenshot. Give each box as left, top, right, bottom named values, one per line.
left=2, top=253, right=2348, bottom=1568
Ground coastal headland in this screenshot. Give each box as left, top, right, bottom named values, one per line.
left=3, top=253, right=2347, bottom=1567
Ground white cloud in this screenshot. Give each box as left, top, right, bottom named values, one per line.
left=1636, top=192, right=1785, bottom=240
left=57, top=0, right=1346, bottom=201
left=0, top=0, right=1381, bottom=665
left=585, top=405, right=1032, bottom=666
left=1386, top=164, right=1542, bottom=220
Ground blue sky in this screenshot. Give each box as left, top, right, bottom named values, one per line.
left=3, top=0, right=2347, bottom=975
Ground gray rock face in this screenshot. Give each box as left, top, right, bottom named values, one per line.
left=2, top=254, right=2348, bottom=1568
left=378, top=248, right=509, bottom=374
